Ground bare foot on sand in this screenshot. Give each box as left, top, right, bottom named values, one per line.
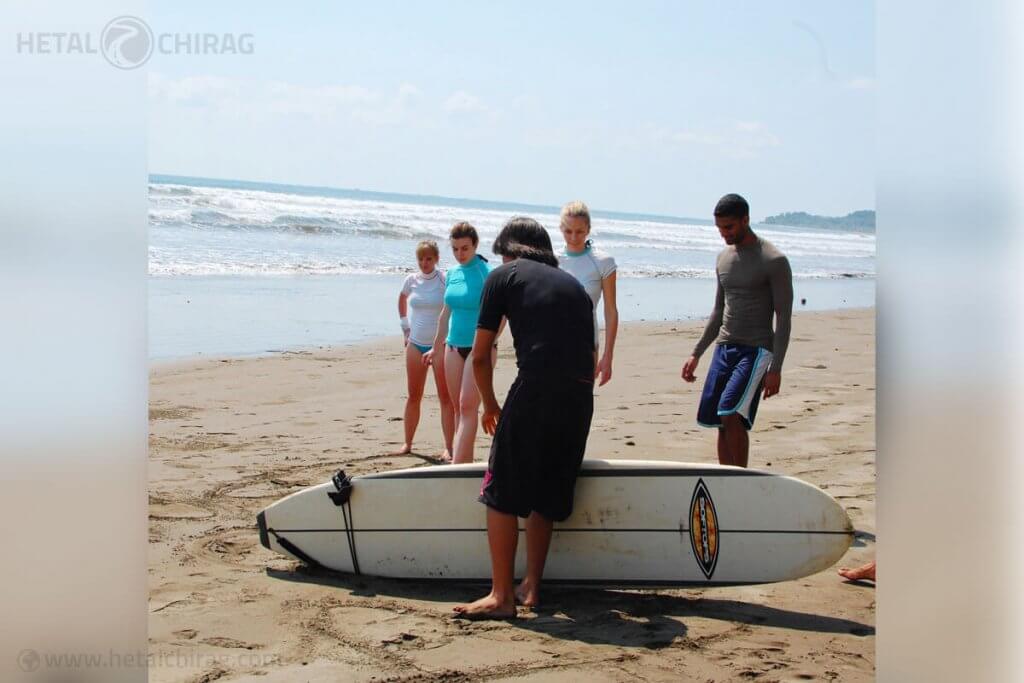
left=391, top=443, right=413, bottom=456
left=453, top=592, right=515, bottom=620
left=838, top=561, right=876, bottom=582
left=514, top=581, right=540, bottom=608
left=439, top=449, right=452, bottom=463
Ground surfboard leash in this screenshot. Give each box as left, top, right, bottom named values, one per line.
left=328, top=470, right=362, bottom=575
left=265, top=528, right=326, bottom=571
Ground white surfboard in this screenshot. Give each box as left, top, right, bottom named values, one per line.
left=257, top=460, right=853, bottom=586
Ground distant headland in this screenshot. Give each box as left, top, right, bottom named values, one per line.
left=762, top=210, right=875, bottom=232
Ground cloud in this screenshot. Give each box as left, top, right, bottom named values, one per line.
left=148, top=74, right=241, bottom=108
left=398, top=83, right=421, bottom=100
left=669, top=130, right=724, bottom=145
left=655, top=121, right=781, bottom=159
left=263, top=82, right=378, bottom=117
left=149, top=73, right=422, bottom=125
left=443, top=90, right=489, bottom=115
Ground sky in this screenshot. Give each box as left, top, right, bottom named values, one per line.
left=147, top=1, right=874, bottom=219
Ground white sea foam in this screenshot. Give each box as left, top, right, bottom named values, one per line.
left=149, top=180, right=875, bottom=279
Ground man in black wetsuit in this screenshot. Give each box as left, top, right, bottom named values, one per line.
left=453, top=216, right=596, bottom=620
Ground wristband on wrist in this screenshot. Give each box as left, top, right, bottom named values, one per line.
left=400, top=316, right=410, bottom=332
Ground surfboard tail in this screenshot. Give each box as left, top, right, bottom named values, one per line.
left=256, top=510, right=270, bottom=550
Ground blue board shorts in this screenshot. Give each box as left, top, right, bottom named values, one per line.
left=697, top=344, right=774, bottom=430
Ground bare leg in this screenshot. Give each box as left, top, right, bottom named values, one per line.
left=452, top=346, right=498, bottom=464
left=719, top=414, right=749, bottom=467
left=838, top=561, right=876, bottom=582
left=401, top=344, right=429, bottom=453
left=453, top=355, right=482, bottom=464
left=432, top=354, right=455, bottom=461
left=453, top=507, right=518, bottom=619
left=716, top=426, right=730, bottom=466
left=515, top=512, right=553, bottom=608
left=444, top=346, right=466, bottom=463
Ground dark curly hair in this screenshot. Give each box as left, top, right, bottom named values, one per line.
left=492, top=216, right=558, bottom=267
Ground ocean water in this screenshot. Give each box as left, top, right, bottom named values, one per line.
left=149, top=175, right=875, bottom=359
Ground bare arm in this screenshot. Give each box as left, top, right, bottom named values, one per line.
left=398, top=293, right=409, bottom=342
left=472, top=328, right=500, bottom=434
left=596, top=272, right=618, bottom=385
left=423, top=305, right=450, bottom=366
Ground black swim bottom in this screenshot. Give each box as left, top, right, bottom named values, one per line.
left=478, top=374, right=594, bottom=522
left=448, top=344, right=473, bottom=360
left=448, top=343, right=498, bottom=361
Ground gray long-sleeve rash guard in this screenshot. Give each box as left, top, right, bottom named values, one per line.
left=691, top=235, right=793, bottom=374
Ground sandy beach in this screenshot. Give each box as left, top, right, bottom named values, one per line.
left=148, top=308, right=875, bottom=682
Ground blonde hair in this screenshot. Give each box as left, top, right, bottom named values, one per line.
left=560, top=200, right=591, bottom=231
left=415, top=240, right=439, bottom=259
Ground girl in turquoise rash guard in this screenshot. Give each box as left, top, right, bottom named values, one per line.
left=423, top=222, right=498, bottom=464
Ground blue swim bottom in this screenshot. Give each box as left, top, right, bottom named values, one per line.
left=697, top=344, right=774, bottom=430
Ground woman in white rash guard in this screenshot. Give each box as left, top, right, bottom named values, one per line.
left=397, top=240, right=454, bottom=460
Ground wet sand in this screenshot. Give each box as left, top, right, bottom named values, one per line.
left=149, top=308, right=875, bottom=681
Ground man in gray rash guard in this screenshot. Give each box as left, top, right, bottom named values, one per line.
left=681, top=194, right=793, bottom=468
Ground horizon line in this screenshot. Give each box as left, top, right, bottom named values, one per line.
left=149, top=172, right=718, bottom=226
left=149, top=172, right=873, bottom=227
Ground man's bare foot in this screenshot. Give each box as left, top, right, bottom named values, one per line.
left=391, top=443, right=413, bottom=456
left=838, top=561, right=876, bottom=582
left=439, top=449, right=452, bottom=463
left=514, top=581, right=540, bottom=608
left=452, top=592, right=515, bottom=620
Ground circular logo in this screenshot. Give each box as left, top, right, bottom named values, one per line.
left=101, top=16, right=154, bottom=70
left=17, top=649, right=40, bottom=672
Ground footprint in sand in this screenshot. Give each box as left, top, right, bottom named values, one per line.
left=225, top=479, right=300, bottom=499
left=149, top=502, right=214, bottom=521
left=192, top=528, right=263, bottom=568
left=150, top=594, right=192, bottom=613
left=200, top=636, right=262, bottom=650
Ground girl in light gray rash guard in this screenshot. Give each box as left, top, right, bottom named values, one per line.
left=397, top=240, right=454, bottom=460
left=557, top=201, right=618, bottom=386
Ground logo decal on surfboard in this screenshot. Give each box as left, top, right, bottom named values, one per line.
left=689, top=478, right=720, bottom=579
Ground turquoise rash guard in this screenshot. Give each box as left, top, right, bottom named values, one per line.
left=444, top=256, right=492, bottom=347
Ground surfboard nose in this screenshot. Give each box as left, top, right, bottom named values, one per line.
left=842, top=508, right=855, bottom=552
